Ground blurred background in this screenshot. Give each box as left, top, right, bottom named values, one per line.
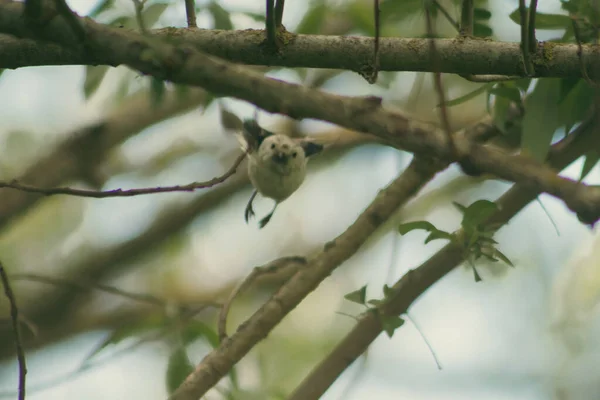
left=1, top=0, right=600, bottom=399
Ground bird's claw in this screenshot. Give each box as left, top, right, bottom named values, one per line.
left=244, top=203, right=255, bottom=223
left=258, top=212, right=274, bottom=229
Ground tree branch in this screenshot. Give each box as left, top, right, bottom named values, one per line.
left=168, top=156, right=444, bottom=400
left=0, top=152, right=246, bottom=198
left=184, top=0, right=197, bottom=28
left=0, top=1, right=599, bottom=222
left=288, top=109, right=598, bottom=400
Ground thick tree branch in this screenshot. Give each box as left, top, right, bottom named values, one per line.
left=288, top=110, right=597, bottom=400
left=0, top=1, right=599, bottom=222
left=0, top=26, right=599, bottom=78
left=169, top=156, right=444, bottom=400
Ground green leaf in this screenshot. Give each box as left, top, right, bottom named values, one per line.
left=489, top=86, right=522, bottom=104
left=472, top=266, right=483, bottom=282
left=452, top=202, right=468, bottom=214
left=209, top=2, right=233, bottom=30
left=558, top=79, right=594, bottom=134
left=381, top=315, right=404, bottom=338
left=460, top=200, right=499, bottom=231
left=521, top=79, right=562, bottom=161
left=494, top=249, right=514, bottom=267
left=83, top=65, right=109, bottom=99
left=85, top=316, right=164, bottom=361
left=442, top=83, right=493, bottom=107
left=473, top=22, right=493, bottom=37
left=398, top=220, right=438, bottom=235
left=367, top=299, right=384, bottom=307
left=344, top=286, right=367, bottom=305
left=382, top=284, right=393, bottom=298
left=142, top=3, right=169, bottom=28
left=150, top=77, right=165, bottom=106
left=296, top=2, right=327, bottom=34
left=474, top=8, right=492, bottom=20
left=88, top=0, right=115, bottom=17
left=424, top=230, right=454, bottom=244
left=181, top=321, right=220, bottom=348
left=515, top=78, right=532, bottom=92
left=509, top=8, right=571, bottom=29
left=166, top=348, right=195, bottom=394
left=580, top=151, right=600, bottom=181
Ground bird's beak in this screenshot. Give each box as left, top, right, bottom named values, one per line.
left=273, top=153, right=288, bottom=164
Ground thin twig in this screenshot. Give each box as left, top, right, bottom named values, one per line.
left=461, top=74, right=520, bottom=82
left=274, top=0, right=285, bottom=27
left=184, top=0, right=197, bottom=28
left=527, top=0, right=538, bottom=53
left=571, top=17, right=596, bottom=85
left=0, top=261, right=26, bottom=400
left=10, top=273, right=168, bottom=307
left=0, top=152, right=246, bottom=199
left=132, top=0, right=147, bottom=34
left=432, top=0, right=459, bottom=31
left=218, top=256, right=306, bottom=341
left=405, top=312, right=442, bottom=370
left=265, top=0, right=278, bottom=48
left=424, top=3, right=456, bottom=157
left=519, top=0, right=534, bottom=75
left=459, top=0, right=473, bottom=36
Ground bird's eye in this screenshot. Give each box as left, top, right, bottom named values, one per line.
left=292, top=152, right=297, bottom=158
left=270, top=143, right=276, bottom=149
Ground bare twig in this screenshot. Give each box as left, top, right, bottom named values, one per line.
left=432, top=0, right=459, bottom=31
left=571, top=17, right=596, bottom=85
left=184, top=0, right=197, bottom=28
left=461, top=74, right=520, bottom=82
left=265, top=0, right=278, bottom=48
left=287, top=115, right=597, bottom=400
left=459, top=0, right=474, bottom=36
left=424, top=3, right=456, bottom=157
left=132, top=0, right=148, bottom=34
left=218, top=256, right=306, bottom=341
left=527, top=0, right=538, bottom=52
left=169, top=157, right=444, bottom=400
left=0, top=152, right=246, bottom=199
left=0, top=261, right=26, bottom=400
left=519, top=0, right=534, bottom=75
left=10, top=273, right=168, bottom=307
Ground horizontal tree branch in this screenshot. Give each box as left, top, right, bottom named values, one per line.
left=288, top=114, right=597, bottom=399
left=1, top=23, right=599, bottom=79
left=1, top=1, right=598, bottom=224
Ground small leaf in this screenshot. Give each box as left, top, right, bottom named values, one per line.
left=344, top=286, right=367, bottom=305
left=181, top=321, right=220, bottom=348
left=150, top=77, right=165, bottom=106
left=509, top=8, right=571, bottom=29
left=474, top=8, right=492, bottom=20
left=398, top=220, right=438, bottom=235
left=452, top=202, right=468, bottom=214
left=521, top=79, right=562, bottom=161
left=367, top=299, right=384, bottom=307
left=489, top=86, right=522, bottom=104
left=424, top=230, right=454, bottom=244
left=166, top=348, right=194, bottom=394
left=515, top=78, right=532, bottom=92
left=382, top=284, right=394, bottom=298
left=219, top=104, right=243, bottom=131
left=442, top=83, right=493, bottom=107
left=473, top=22, right=493, bottom=37
left=296, top=3, right=327, bottom=34
left=142, top=3, right=169, bottom=28
left=461, top=200, right=499, bottom=230
left=494, top=249, right=514, bottom=267
left=209, top=2, right=233, bottom=30
left=83, top=65, right=109, bottom=99
left=472, top=266, right=483, bottom=282
left=580, top=151, right=600, bottom=181
left=381, top=315, right=405, bottom=338
left=88, top=0, right=115, bottom=17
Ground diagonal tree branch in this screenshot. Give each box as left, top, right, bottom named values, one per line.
left=169, top=156, right=445, bottom=400
left=288, top=114, right=597, bottom=400
left=0, top=1, right=598, bottom=224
